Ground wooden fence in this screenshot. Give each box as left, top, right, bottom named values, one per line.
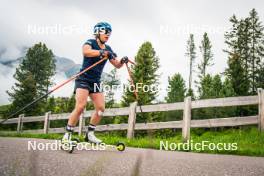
left=1, top=88, right=264, bottom=141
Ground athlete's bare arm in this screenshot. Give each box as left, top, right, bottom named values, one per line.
left=83, top=44, right=100, bottom=57
left=110, top=58, right=124, bottom=68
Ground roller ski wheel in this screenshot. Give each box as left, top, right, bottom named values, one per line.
left=116, top=142, right=125, bottom=151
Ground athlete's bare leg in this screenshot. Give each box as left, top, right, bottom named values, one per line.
left=84, top=92, right=105, bottom=143
left=67, top=88, right=89, bottom=126
left=89, top=92, right=105, bottom=125
left=62, top=88, right=89, bottom=142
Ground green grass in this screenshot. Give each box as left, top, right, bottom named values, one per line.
left=0, top=127, right=264, bottom=156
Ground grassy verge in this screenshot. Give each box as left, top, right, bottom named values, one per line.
left=0, top=127, right=263, bottom=157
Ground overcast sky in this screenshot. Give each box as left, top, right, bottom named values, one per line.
left=0, top=0, right=263, bottom=105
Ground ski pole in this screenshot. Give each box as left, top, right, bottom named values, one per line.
left=127, top=59, right=135, bottom=65
left=125, top=61, right=143, bottom=114
left=125, top=63, right=138, bottom=100
left=0, top=57, right=108, bottom=124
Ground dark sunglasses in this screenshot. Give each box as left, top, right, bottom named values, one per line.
left=99, top=27, right=112, bottom=35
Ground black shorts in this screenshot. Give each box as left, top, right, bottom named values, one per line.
left=74, top=79, right=102, bottom=94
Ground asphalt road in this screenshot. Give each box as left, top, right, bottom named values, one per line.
left=0, top=137, right=264, bottom=176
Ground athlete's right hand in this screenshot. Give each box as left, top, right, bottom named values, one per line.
left=99, top=49, right=107, bottom=58
left=99, top=49, right=115, bottom=59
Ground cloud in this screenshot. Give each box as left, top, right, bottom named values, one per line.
left=0, top=63, right=76, bottom=105
left=52, top=72, right=75, bottom=98
left=0, top=0, right=264, bottom=105
left=0, top=64, right=16, bottom=104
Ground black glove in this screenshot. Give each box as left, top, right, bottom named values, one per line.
left=121, top=56, right=129, bottom=64
left=99, top=49, right=108, bottom=58
left=99, top=49, right=116, bottom=60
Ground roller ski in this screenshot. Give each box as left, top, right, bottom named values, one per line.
left=60, top=125, right=125, bottom=153
left=72, top=140, right=126, bottom=153
left=75, top=124, right=126, bottom=152
left=80, top=130, right=126, bottom=152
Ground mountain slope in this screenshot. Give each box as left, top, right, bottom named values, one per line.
left=0, top=55, right=81, bottom=78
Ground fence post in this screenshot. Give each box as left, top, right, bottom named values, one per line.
left=79, top=108, right=86, bottom=136
left=43, top=111, right=51, bottom=134
left=258, top=88, right=264, bottom=131
left=17, top=114, right=24, bottom=133
left=127, top=101, right=138, bottom=139
left=182, top=96, right=191, bottom=142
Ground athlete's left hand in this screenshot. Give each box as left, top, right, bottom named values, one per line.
left=121, top=56, right=129, bottom=64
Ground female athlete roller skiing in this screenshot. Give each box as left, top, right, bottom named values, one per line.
left=62, top=22, right=128, bottom=144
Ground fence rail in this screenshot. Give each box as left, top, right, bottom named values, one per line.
left=1, top=88, right=264, bottom=141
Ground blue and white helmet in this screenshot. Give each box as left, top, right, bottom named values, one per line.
left=93, top=22, right=112, bottom=35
